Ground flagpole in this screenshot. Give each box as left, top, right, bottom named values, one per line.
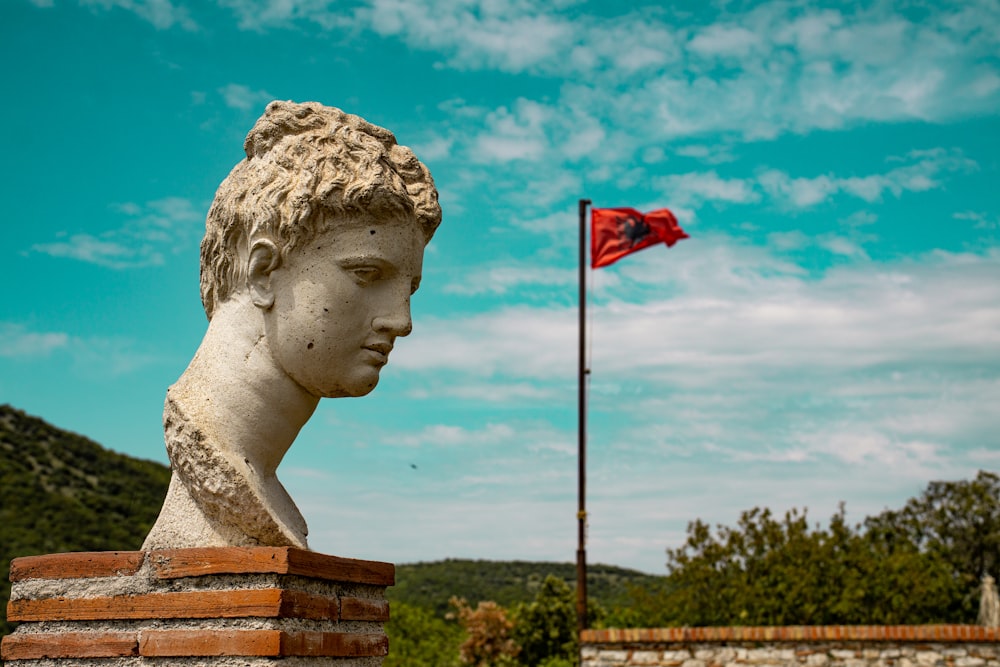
left=577, top=198, right=591, bottom=632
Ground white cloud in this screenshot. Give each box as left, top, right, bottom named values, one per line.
left=0, top=324, right=69, bottom=357
left=408, top=381, right=556, bottom=403
left=32, top=196, right=204, bottom=269
left=216, top=0, right=352, bottom=31
left=674, top=144, right=737, bottom=164
left=411, top=135, right=455, bottom=162
left=954, top=210, right=999, bottom=230
left=653, top=149, right=977, bottom=212
left=442, top=264, right=575, bottom=296
left=219, top=83, right=275, bottom=111
left=393, top=305, right=575, bottom=380
left=390, top=422, right=517, bottom=449
left=0, top=323, right=161, bottom=376
left=32, top=234, right=159, bottom=268
left=688, top=23, right=763, bottom=59
left=77, top=0, right=198, bottom=30
left=384, top=0, right=1000, bottom=164
left=187, top=0, right=998, bottom=146
left=396, top=238, right=1000, bottom=455
left=657, top=171, right=761, bottom=208
left=817, top=234, right=869, bottom=259
left=367, top=0, right=574, bottom=73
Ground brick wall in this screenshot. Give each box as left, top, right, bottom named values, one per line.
left=581, top=626, right=1000, bottom=667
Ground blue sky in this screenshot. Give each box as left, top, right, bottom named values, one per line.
left=2, top=0, right=998, bottom=574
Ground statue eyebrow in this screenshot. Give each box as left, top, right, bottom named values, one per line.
left=337, top=254, right=385, bottom=263
left=335, top=254, right=392, bottom=270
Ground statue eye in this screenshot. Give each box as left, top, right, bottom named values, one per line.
left=351, top=267, right=382, bottom=284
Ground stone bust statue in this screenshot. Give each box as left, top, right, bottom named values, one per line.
left=142, top=101, right=441, bottom=550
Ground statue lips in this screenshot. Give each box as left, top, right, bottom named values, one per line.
left=362, top=341, right=393, bottom=365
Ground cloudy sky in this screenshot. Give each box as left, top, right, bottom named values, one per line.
left=2, top=0, right=998, bottom=574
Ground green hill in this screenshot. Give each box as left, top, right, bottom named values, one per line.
left=0, top=404, right=171, bottom=635
left=391, top=558, right=663, bottom=617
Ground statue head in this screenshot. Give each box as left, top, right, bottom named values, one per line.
left=143, top=100, right=442, bottom=551
left=199, top=100, right=442, bottom=320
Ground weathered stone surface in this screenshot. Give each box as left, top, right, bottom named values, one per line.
left=142, top=100, right=441, bottom=550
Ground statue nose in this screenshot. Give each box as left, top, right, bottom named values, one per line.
left=373, top=296, right=412, bottom=337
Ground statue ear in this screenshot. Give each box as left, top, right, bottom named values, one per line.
left=248, top=239, right=280, bottom=310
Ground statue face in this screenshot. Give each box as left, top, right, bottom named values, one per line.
left=263, top=217, right=425, bottom=399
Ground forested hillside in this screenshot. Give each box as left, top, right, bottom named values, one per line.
left=391, top=559, right=663, bottom=617
left=0, top=404, right=171, bottom=635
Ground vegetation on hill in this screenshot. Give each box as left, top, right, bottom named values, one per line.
left=390, top=559, right=662, bottom=618
left=0, top=404, right=171, bottom=635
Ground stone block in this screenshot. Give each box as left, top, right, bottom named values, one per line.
left=715, top=647, right=737, bottom=663
left=956, top=658, right=987, bottom=667
left=598, top=649, right=630, bottom=663
left=663, top=650, right=694, bottom=661
left=916, top=651, right=944, bottom=667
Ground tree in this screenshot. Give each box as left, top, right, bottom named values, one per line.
left=449, top=597, right=520, bottom=667
left=384, top=601, right=462, bottom=667
left=644, top=501, right=964, bottom=627
left=511, top=576, right=579, bottom=667
left=865, top=470, right=1000, bottom=620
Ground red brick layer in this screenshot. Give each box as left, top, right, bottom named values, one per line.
left=580, top=625, right=1000, bottom=644
left=8, top=588, right=338, bottom=622
left=2, top=630, right=387, bottom=659
left=151, top=546, right=395, bottom=586
left=8, top=547, right=395, bottom=586
left=341, top=596, right=390, bottom=622
left=139, top=630, right=283, bottom=656
left=9, top=552, right=145, bottom=582
left=1, top=632, right=138, bottom=660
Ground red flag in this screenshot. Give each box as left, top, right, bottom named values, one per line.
left=591, top=207, right=688, bottom=269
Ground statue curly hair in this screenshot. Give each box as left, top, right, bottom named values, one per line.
left=199, top=100, right=442, bottom=319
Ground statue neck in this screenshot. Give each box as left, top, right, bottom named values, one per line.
left=171, top=295, right=319, bottom=476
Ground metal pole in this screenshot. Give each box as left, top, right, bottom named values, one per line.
left=577, top=198, right=591, bottom=632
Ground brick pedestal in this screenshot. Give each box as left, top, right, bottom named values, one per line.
left=1, top=547, right=394, bottom=666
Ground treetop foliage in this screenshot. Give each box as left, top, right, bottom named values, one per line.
left=647, top=472, right=1000, bottom=628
